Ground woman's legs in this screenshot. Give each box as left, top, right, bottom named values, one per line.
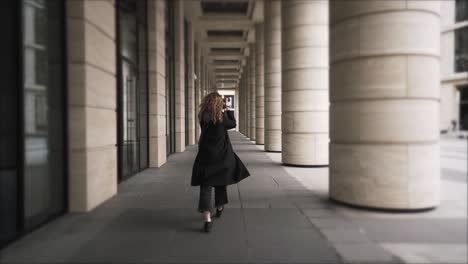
left=214, top=185, right=228, bottom=209
left=198, top=184, right=213, bottom=222
left=198, top=185, right=229, bottom=221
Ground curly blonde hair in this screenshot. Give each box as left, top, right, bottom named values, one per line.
left=198, top=92, right=224, bottom=125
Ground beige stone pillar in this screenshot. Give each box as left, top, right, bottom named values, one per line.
left=281, top=0, right=329, bottom=166
left=200, top=56, right=205, bottom=99
left=249, top=44, right=256, bottom=141
left=240, top=72, right=246, bottom=135
left=148, top=0, right=167, bottom=167
left=264, top=0, right=282, bottom=151
left=329, top=1, right=441, bottom=209
left=238, top=84, right=242, bottom=133
left=241, top=75, right=244, bottom=134
left=235, top=84, right=240, bottom=131
left=243, top=72, right=249, bottom=137
left=67, top=0, right=117, bottom=212
left=255, top=23, right=265, bottom=144
left=242, top=71, right=249, bottom=137
left=204, top=63, right=208, bottom=96
left=174, top=0, right=185, bottom=152
left=187, top=22, right=196, bottom=145
left=246, top=63, right=251, bottom=138
left=238, top=76, right=242, bottom=133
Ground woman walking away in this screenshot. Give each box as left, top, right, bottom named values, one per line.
left=191, top=92, right=250, bottom=233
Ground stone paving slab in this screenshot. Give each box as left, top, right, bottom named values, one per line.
left=381, top=243, right=467, bottom=264
left=333, top=243, right=400, bottom=264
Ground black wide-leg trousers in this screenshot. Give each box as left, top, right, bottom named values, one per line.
left=198, top=184, right=228, bottom=213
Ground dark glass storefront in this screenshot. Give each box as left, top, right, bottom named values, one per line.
left=0, top=0, right=66, bottom=248
left=455, top=26, right=468, bottom=73
left=116, top=0, right=149, bottom=181
left=166, top=0, right=177, bottom=155
left=456, top=0, right=468, bottom=22
left=459, top=86, right=468, bottom=131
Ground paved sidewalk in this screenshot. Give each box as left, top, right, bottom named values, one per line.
left=1, top=132, right=346, bottom=263
left=1, top=132, right=464, bottom=263
left=268, top=136, right=467, bottom=264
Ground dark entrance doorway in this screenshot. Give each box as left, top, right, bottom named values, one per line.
left=116, top=0, right=149, bottom=181
left=459, top=85, right=468, bottom=131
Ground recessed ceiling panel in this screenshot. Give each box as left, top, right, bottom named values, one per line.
left=201, top=1, right=249, bottom=14
left=214, top=59, right=240, bottom=64
left=211, top=48, right=242, bottom=53
left=207, top=30, right=244, bottom=38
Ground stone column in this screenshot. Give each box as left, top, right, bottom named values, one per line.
left=200, top=55, right=205, bottom=98
left=235, top=84, right=240, bottom=131
left=255, top=23, right=265, bottom=145
left=204, top=63, right=208, bottom=96
left=238, top=75, right=242, bottom=133
left=246, top=63, right=251, bottom=138
left=244, top=73, right=248, bottom=135
left=67, top=0, right=117, bottom=212
left=174, top=0, right=185, bottom=152
left=244, top=71, right=248, bottom=135
left=264, top=0, right=282, bottom=151
left=249, top=44, right=256, bottom=141
left=281, top=0, right=329, bottom=166
left=187, top=22, right=196, bottom=145
left=148, top=0, right=167, bottom=167
left=240, top=72, right=246, bottom=135
left=329, top=1, right=441, bottom=209
left=236, top=73, right=244, bottom=134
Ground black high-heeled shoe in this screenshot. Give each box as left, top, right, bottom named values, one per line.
left=203, top=221, right=212, bottom=233
left=216, top=206, right=224, bottom=218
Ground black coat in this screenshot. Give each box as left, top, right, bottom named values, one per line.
left=191, top=110, right=250, bottom=186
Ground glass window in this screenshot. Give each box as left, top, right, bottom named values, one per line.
left=117, top=0, right=149, bottom=181
left=455, top=27, right=468, bottom=73
left=459, top=86, right=468, bottom=130
left=22, top=0, right=66, bottom=230
left=0, top=1, right=20, bottom=247
left=456, top=0, right=468, bottom=22
left=1, top=0, right=65, bottom=248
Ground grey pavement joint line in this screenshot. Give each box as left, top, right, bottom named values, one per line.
left=236, top=182, right=250, bottom=255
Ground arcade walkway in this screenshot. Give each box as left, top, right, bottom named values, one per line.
left=0, top=132, right=466, bottom=264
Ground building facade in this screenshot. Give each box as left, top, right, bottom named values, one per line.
left=441, top=0, right=468, bottom=132
left=0, top=0, right=465, bottom=248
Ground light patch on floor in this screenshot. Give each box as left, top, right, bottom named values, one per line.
left=381, top=243, right=467, bottom=264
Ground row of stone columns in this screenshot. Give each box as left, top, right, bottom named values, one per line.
left=238, top=0, right=440, bottom=210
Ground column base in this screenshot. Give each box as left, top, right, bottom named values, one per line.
left=329, top=197, right=437, bottom=213
left=282, top=163, right=328, bottom=168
